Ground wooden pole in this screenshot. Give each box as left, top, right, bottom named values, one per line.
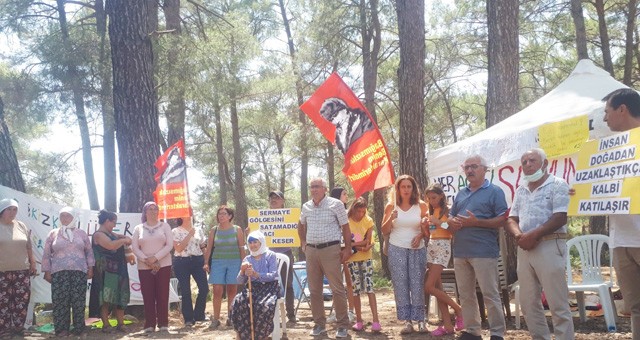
left=248, top=276, right=255, bottom=340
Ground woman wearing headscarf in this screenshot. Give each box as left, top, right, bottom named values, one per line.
left=92, top=209, right=133, bottom=333
left=42, top=207, right=95, bottom=336
left=131, top=202, right=173, bottom=333
left=0, top=198, right=37, bottom=337
left=172, top=217, right=208, bottom=327
left=230, top=230, right=279, bottom=340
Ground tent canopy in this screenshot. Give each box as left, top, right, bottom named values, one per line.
left=427, top=60, right=632, bottom=176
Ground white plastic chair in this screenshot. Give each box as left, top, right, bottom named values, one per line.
left=566, top=234, right=617, bottom=332
left=170, top=277, right=181, bottom=310
left=272, top=253, right=290, bottom=340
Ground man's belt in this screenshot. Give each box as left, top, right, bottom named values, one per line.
left=540, top=233, right=568, bottom=241
left=307, top=240, right=340, bottom=249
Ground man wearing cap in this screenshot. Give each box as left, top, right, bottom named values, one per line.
left=506, top=149, right=574, bottom=340
left=267, top=190, right=297, bottom=323
left=298, top=178, right=352, bottom=338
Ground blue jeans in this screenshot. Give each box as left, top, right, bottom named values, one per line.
left=173, top=255, right=209, bottom=323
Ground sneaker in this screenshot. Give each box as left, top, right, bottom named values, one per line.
left=400, top=321, right=414, bottom=334
left=335, top=328, right=348, bottom=338
left=457, top=331, right=483, bottom=340
left=352, top=321, right=364, bottom=331
left=431, top=326, right=455, bottom=336
left=348, top=310, right=356, bottom=323
left=143, top=327, right=154, bottom=334
left=158, top=326, right=169, bottom=332
left=208, top=318, right=221, bottom=329
left=417, top=321, right=428, bottom=333
left=455, top=315, right=464, bottom=331
left=327, top=312, right=337, bottom=323
left=310, top=325, right=327, bottom=336
left=371, top=322, right=382, bottom=332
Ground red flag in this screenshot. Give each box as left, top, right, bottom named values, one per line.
left=300, top=73, right=395, bottom=197
left=153, top=139, right=192, bottom=219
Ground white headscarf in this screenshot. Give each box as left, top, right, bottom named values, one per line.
left=247, top=230, right=268, bottom=257
left=0, top=198, right=18, bottom=216
left=59, top=206, right=77, bottom=242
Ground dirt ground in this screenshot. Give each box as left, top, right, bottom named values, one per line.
left=20, top=287, right=633, bottom=339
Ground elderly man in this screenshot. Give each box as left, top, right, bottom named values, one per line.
left=602, top=88, right=640, bottom=339
left=298, top=178, right=352, bottom=338
left=449, top=155, right=508, bottom=340
left=267, top=191, right=297, bottom=323
left=506, top=149, right=574, bottom=340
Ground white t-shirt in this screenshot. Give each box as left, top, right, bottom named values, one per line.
left=609, top=215, right=640, bottom=248
left=389, top=204, right=424, bottom=249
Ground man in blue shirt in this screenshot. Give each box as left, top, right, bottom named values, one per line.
left=449, top=155, right=508, bottom=340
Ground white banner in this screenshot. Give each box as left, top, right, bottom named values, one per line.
left=430, top=155, right=577, bottom=206
left=0, top=185, right=179, bottom=305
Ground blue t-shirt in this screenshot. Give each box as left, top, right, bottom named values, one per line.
left=450, top=180, right=508, bottom=258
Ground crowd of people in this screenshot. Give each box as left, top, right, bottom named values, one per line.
left=0, top=88, right=639, bottom=340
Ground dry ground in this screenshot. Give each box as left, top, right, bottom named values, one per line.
left=19, top=288, right=633, bottom=339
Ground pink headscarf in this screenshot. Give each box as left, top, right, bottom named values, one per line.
left=141, top=201, right=158, bottom=223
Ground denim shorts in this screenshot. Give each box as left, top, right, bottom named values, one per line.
left=208, top=258, right=242, bottom=285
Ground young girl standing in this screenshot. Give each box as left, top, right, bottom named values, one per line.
left=347, top=197, right=381, bottom=332
left=424, top=183, right=464, bottom=336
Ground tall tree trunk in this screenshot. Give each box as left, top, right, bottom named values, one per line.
left=56, top=0, right=100, bottom=210
left=571, top=0, right=589, bottom=60
left=230, top=97, right=248, bottom=227
left=163, top=0, right=186, bottom=145
left=360, top=0, right=388, bottom=277
left=214, top=98, right=228, bottom=204
left=396, top=0, right=427, bottom=191
left=274, top=131, right=286, bottom=193
left=96, top=0, right=117, bottom=212
left=623, top=0, right=637, bottom=85
left=277, top=0, right=308, bottom=205
left=594, top=0, right=614, bottom=76
left=0, top=96, right=26, bottom=192
left=487, top=0, right=519, bottom=285
left=590, top=216, right=608, bottom=235
left=108, top=0, right=161, bottom=213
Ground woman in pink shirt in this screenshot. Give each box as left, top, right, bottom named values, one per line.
left=132, top=202, right=173, bottom=333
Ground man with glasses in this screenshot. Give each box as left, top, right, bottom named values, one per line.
left=267, top=191, right=297, bottom=324
left=448, top=155, right=508, bottom=340
left=298, top=178, right=352, bottom=338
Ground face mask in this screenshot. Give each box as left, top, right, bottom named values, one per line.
left=523, top=167, right=545, bottom=183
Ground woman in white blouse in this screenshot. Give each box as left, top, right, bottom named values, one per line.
left=172, top=217, right=209, bottom=327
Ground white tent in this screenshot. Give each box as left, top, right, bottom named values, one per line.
left=427, top=59, right=632, bottom=177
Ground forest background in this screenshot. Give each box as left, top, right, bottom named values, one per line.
left=0, top=0, right=638, bottom=279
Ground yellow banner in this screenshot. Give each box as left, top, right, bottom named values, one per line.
left=248, top=208, right=301, bottom=247
left=538, top=115, right=589, bottom=159
left=568, top=127, right=640, bottom=215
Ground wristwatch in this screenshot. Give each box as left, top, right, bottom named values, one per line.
left=441, top=222, right=449, bottom=230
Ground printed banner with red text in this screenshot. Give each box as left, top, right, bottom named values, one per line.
left=300, top=73, right=394, bottom=196
left=153, top=139, right=192, bottom=219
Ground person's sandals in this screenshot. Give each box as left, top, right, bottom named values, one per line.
left=431, top=326, right=455, bottom=336
left=455, top=315, right=465, bottom=331
left=417, top=321, right=428, bottom=333
left=400, top=321, right=414, bottom=334
left=371, top=322, right=382, bottom=332
left=209, top=318, right=221, bottom=329
left=352, top=321, right=364, bottom=331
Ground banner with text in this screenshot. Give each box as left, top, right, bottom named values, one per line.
left=300, top=73, right=395, bottom=197
left=247, top=208, right=301, bottom=247
left=0, top=185, right=178, bottom=305
left=568, top=127, right=640, bottom=215
left=153, top=139, right=192, bottom=219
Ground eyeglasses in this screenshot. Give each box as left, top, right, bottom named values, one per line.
left=462, top=164, right=482, bottom=171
